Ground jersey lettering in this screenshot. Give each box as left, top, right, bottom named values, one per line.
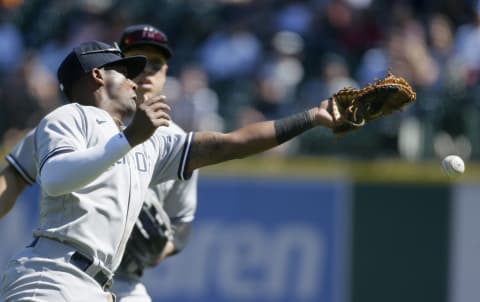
left=135, top=152, right=147, bottom=172
left=114, top=152, right=150, bottom=173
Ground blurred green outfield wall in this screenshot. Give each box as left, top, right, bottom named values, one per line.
left=351, top=183, right=450, bottom=302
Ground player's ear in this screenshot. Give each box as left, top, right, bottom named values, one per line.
left=90, top=68, right=105, bottom=86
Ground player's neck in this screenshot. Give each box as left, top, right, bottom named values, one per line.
left=104, top=110, right=127, bottom=130
left=113, top=117, right=125, bottom=129
left=96, top=97, right=134, bottom=130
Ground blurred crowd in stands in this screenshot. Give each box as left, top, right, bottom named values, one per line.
left=0, top=0, right=480, bottom=161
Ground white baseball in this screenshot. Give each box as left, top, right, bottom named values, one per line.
left=441, top=155, right=465, bottom=176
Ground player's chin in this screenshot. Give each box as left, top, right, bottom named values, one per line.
left=124, top=97, right=137, bottom=111
left=127, top=105, right=136, bottom=116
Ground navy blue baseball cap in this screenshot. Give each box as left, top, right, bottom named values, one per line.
left=119, top=24, right=173, bottom=58
left=57, top=40, right=147, bottom=99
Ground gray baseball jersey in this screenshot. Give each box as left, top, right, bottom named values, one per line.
left=7, top=124, right=197, bottom=229
left=33, top=103, right=193, bottom=271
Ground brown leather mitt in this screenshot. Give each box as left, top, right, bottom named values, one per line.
left=328, top=71, right=416, bottom=135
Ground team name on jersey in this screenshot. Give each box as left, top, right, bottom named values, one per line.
left=115, top=151, right=152, bottom=173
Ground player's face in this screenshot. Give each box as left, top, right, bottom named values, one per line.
left=124, top=46, right=168, bottom=101
left=103, top=65, right=138, bottom=114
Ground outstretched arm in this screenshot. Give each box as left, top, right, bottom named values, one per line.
left=0, top=165, right=28, bottom=218
left=185, top=100, right=334, bottom=175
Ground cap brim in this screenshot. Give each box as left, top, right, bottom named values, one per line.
left=122, top=42, right=173, bottom=59
left=103, top=55, right=147, bottom=79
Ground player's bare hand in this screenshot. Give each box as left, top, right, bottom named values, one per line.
left=309, top=99, right=335, bottom=128
left=124, top=95, right=171, bottom=146
left=137, top=90, right=153, bottom=105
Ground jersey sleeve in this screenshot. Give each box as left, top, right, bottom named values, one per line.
left=5, top=129, right=37, bottom=185
left=35, top=104, right=87, bottom=176
left=148, top=127, right=195, bottom=185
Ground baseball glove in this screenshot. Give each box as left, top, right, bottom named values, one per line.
left=117, top=203, right=172, bottom=277
left=329, top=71, right=416, bottom=135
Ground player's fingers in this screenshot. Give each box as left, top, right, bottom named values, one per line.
left=142, top=95, right=161, bottom=106
left=154, top=119, right=170, bottom=128
left=147, top=104, right=171, bottom=117
left=149, top=111, right=171, bottom=122
left=152, top=113, right=171, bottom=127
left=155, top=111, right=171, bottom=121
left=140, top=100, right=171, bottom=113
left=146, top=95, right=167, bottom=104
left=157, top=94, right=167, bottom=102
left=149, top=95, right=170, bottom=108
left=151, top=101, right=171, bottom=112
left=143, top=109, right=171, bottom=125
left=142, top=92, right=153, bottom=102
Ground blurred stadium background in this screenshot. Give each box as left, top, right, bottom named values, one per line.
left=1, top=0, right=480, bottom=301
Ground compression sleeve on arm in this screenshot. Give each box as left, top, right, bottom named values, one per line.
left=39, top=132, right=132, bottom=196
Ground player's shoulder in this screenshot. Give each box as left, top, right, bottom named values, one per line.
left=43, top=102, right=74, bottom=115
left=15, top=128, right=36, bottom=148
left=41, top=103, right=108, bottom=124
left=41, top=103, right=83, bottom=120
left=15, top=128, right=36, bottom=142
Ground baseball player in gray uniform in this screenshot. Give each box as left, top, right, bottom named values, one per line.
left=0, top=37, right=339, bottom=301
left=0, top=41, right=176, bottom=302
left=0, top=25, right=198, bottom=302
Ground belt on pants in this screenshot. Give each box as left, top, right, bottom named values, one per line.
left=29, top=237, right=113, bottom=290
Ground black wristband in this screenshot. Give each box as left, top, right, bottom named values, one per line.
left=274, top=111, right=314, bottom=144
